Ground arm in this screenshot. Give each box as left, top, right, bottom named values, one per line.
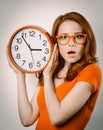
left=7, top=54, right=40, bottom=127
left=17, top=72, right=40, bottom=126
left=43, top=44, right=93, bottom=125
left=43, top=76, right=93, bottom=125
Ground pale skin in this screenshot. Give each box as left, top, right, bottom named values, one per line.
left=7, top=20, right=93, bottom=126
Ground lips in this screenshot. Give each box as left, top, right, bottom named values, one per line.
left=68, top=51, right=76, bottom=54
left=67, top=50, right=76, bottom=57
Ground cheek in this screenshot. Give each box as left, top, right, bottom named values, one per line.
left=77, top=46, right=84, bottom=58
left=58, top=44, right=84, bottom=63
left=58, top=46, right=66, bottom=56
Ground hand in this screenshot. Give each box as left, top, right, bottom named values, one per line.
left=6, top=46, right=25, bottom=76
left=43, top=43, right=59, bottom=77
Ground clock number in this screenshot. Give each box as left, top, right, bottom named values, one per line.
left=9, top=26, right=52, bottom=73
left=39, top=34, right=42, bottom=40
left=37, top=61, right=41, bottom=67
left=14, top=45, right=19, bottom=51
left=42, top=56, right=46, bottom=62
left=45, top=48, right=49, bottom=54
left=22, top=60, right=26, bottom=66
left=21, top=32, right=27, bottom=38
left=29, top=31, right=35, bottom=37
left=16, top=53, right=21, bottom=59
left=29, top=62, right=33, bottom=68
left=43, top=40, right=47, bottom=46
left=16, top=38, right=22, bottom=44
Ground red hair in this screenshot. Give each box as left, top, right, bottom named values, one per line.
left=38, top=12, right=97, bottom=85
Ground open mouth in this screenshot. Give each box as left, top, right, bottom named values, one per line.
left=68, top=51, right=76, bottom=54
left=67, top=51, right=76, bottom=57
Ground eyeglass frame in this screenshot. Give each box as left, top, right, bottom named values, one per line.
left=56, top=33, right=87, bottom=45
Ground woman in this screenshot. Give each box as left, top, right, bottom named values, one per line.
left=8, top=12, right=102, bottom=130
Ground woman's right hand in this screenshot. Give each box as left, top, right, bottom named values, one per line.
left=6, top=46, right=25, bottom=76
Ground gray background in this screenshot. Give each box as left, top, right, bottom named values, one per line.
left=0, top=0, right=103, bottom=130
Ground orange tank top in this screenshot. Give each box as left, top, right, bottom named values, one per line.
left=36, top=64, right=102, bottom=130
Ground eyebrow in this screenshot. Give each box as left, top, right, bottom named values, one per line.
left=74, top=32, right=83, bottom=34
left=58, top=32, right=83, bottom=35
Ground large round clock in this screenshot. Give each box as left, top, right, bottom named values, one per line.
left=8, top=25, right=53, bottom=74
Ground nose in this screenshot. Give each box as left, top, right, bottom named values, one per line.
left=68, top=38, right=76, bottom=46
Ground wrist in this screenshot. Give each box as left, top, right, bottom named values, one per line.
left=43, top=75, right=54, bottom=85
left=43, top=74, right=55, bottom=90
left=16, top=71, right=26, bottom=78
left=43, top=72, right=53, bottom=79
left=43, top=70, right=53, bottom=78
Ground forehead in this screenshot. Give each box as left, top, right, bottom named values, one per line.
left=58, top=20, right=82, bottom=34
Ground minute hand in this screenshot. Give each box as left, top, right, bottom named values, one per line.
left=22, top=36, right=31, bottom=50
left=21, top=36, right=35, bottom=64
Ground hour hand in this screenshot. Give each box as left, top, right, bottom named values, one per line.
left=31, top=49, right=42, bottom=51
left=22, top=36, right=31, bottom=50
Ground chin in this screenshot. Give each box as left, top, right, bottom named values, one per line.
left=67, top=56, right=81, bottom=63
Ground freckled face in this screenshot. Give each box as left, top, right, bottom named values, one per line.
left=57, top=20, right=85, bottom=64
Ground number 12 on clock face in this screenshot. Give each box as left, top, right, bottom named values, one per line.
left=8, top=25, right=53, bottom=74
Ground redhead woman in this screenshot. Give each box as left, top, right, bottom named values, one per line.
left=8, top=12, right=102, bottom=130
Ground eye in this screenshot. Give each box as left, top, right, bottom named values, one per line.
left=75, top=34, right=84, bottom=39
left=59, top=35, right=68, bottom=40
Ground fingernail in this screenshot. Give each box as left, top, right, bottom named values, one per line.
left=55, top=43, right=58, bottom=47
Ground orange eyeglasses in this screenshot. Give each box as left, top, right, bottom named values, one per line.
left=56, top=33, right=87, bottom=45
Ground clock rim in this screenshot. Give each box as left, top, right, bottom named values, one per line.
left=7, top=25, right=54, bottom=74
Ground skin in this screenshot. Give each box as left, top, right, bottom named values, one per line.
left=57, top=20, right=84, bottom=65
left=43, top=20, right=93, bottom=125
left=7, top=20, right=93, bottom=126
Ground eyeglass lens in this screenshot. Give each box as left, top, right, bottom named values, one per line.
left=57, top=34, right=87, bottom=45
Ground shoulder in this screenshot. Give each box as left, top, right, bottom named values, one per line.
left=79, top=64, right=101, bottom=77
left=76, top=64, right=102, bottom=93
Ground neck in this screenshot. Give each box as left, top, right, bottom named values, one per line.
left=56, top=62, right=71, bottom=79
left=64, top=61, right=71, bottom=70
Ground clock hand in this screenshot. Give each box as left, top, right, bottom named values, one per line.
left=30, top=49, right=42, bottom=64
left=30, top=51, right=35, bottom=65
left=22, top=36, right=31, bottom=50
left=22, top=36, right=42, bottom=52
left=31, top=49, right=42, bottom=51
left=21, top=36, right=35, bottom=64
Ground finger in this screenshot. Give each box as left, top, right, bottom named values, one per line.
left=52, top=43, right=58, bottom=58
left=53, top=43, right=58, bottom=52
left=52, top=44, right=59, bottom=65
left=45, top=43, right=58, bottom=69
left=54, top=43, right=58, bottom=57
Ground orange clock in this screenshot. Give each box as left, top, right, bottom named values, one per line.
left=8, top=25, right=53, bottom=74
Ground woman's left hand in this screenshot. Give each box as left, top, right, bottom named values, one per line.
left=43, top=43, right=59, bottom=77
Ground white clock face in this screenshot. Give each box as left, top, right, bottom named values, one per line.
left=9, top=26, right=53, bottom=73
